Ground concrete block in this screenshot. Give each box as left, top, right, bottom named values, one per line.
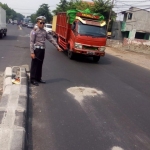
left=3, top=77, right=12, bottom=90
left=21, top=78, right=27, bottom=85
left=3, top=85, right=11, bottom=95
left=21, top=72, right=26, bottom=78
left=0, top=94, right=9, bottom=111
left=4, top=67, right=12, bottom=78
left=11, top=84, right=20, bottom=94
left=17, top=95, right=27, bottom=112
left=21, top=65, right=30, bottom=72
left=10, top=127, right=25, bottom=150
left=20, top=67, right=26, bottom=73
left=20, top=85, right=27, bottom=96
left=14, top=110, right=26, bottom=128
left=0, top=111, right=5, bottom=124
left=0, top=66, right=28, bottom=150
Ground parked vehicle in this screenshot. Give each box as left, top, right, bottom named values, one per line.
left=27, top=23, right=34, bottom=28
left=22, top=22, right=27, bottom=27
left=0, top=7, right=7, bottom=38
left=8, top=19, right=13, bottom=24
left=44, top=24, right=52, bottom=34
left=52, top=11, right=107, bottom=62
left=22, top=17, right=31, bottom=27
left=13, top=20, right=18, bottom=24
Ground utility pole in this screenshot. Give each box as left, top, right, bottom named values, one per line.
left=107, top=0, right=115, bottom=33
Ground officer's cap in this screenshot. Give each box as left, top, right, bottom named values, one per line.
left=36, top=16, right=46, bottom=22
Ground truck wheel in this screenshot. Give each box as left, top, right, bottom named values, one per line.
left=0, top=33, right=2, bottom=39
left=68, top=50, right=74, bottom=59
left=93, top=56, right=100, bottom=62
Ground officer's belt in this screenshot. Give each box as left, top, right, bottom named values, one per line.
left=34, top=46, right=45, bottom=49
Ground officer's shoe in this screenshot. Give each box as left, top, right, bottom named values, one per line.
left=31, top=80, right=39, bottom=86
left=37, top=79, right=46, bottom=83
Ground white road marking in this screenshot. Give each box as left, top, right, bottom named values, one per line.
left=18, top=25, right=22, bottom=30
left=67, top=87, right=103, bottom=103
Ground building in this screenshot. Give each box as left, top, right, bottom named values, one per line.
left=121, top=7, right=150, bottom=40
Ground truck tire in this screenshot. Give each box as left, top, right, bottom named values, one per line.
left=68, top=50, right=74, bottom=59
left=93, top=56, right=100, bottom=62
left=0, top=33, right=2, bottom=39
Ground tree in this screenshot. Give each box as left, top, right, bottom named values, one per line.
left=53, top=0, right=116, bottom=21
left=53, top=0, right=68, bottom=14
left=30, top=14, right=37, bottom=23
left=0, top=2, right=24, bottom=21
left=91, top=0, right=116, bottom=21
left=53, top=0, right=91, bottom=14
left=36, top=4, right=52, bottom=23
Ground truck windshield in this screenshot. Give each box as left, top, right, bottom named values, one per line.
left=78, top=22, right=106, bottom=37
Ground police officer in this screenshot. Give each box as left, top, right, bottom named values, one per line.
left=30, top=16, right=62, bottom=86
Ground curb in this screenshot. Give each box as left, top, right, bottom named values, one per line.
left=0, top=65, right=29, bottom=150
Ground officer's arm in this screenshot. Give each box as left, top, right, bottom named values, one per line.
left=46, top=33, right=59, bottom=48
left=30, top=31, right=36, bottom=53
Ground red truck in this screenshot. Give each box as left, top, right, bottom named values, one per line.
left=52, top=12, right=107, bottom=62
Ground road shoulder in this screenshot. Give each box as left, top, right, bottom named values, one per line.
left=106, top=47, right=150, bottom=70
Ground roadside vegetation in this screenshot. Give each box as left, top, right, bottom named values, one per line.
left=0, top=2, right=24, bottom=22
left=30, top=0, right=116, bottom=24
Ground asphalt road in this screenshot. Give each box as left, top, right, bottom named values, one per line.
left=1, top=25, right=150, bottom=150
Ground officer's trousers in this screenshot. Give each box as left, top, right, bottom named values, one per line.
left=30, top=48, right=45, bottom=81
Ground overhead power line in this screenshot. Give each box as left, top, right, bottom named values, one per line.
left=115, top=0, right=150, bottom=7
left=114, top=0, right=150, bottom=13
left=117, top=7, right=150, bottom=13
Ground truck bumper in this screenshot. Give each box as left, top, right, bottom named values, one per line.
left=73, top=49, right=105, bottom=57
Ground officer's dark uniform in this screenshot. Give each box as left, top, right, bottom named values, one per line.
left=30, top=16, right=58, bottom=85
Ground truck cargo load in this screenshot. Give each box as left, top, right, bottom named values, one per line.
left=0, top=6, right=7, bottom=38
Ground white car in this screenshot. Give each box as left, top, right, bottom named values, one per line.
left=44, top=24, right=52, bottom=34
left=27, top=23, right=34, bottom=28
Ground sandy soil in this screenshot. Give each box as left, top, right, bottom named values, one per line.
left=106, top=47, right=150, bottom=70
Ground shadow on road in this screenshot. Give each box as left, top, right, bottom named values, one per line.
left=26, top=85, right=33, bottom=150
left=46, top=78, right=71, bottom=84
left=62, top=51, right=112, bottom=65
left=2, top=35, right=18, bottom=40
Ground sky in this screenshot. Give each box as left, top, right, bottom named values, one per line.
left=0, top=0, right=61, bottom=16
left=0, top=0, right=150, bottom=20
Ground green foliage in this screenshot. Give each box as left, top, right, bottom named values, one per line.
left=53, top=0, right=69, bottom=14
left=53, top=0, right=91, bottom=14
left=53, top=0, right=116, bottom=21
left=0, top=2, right=24, bottom=21
left=30, top=4, right=53, bottom=23
left=91, top=0, right=116, bottom=21
left=30, top=14, right=37, bottom=23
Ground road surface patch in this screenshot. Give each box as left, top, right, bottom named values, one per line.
left=112, top=146, right=124, bottom=150
left=67, top=87, right=103, bottom=103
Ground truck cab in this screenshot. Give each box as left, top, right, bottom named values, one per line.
left=69, top=19, right=106, bottom=60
